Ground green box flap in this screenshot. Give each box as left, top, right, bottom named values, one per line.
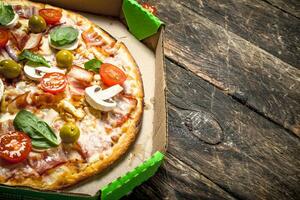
left=122, top=0, right=163, bottom=40
left=101, top=151, right=165, bottom=200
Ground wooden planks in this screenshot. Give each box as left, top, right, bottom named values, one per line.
left=148, top=0, right=300, bottom=137
left=125, top=1, right=300, bottom=199
left=126, top=59, right=300, bottom=199
left=124, top=153, right=236, bottom=200
left=163, top=59, right=300, bottom=200
left=170, top=0, right=300, bottom=68
left=263, top=0, right=300, bottom=18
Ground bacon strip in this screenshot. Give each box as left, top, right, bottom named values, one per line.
left=67, top=66, right=93, bottom=96
left=28, top=147, right=67, bottom=175
left=12, top=5, right=38, bottom=19
left=82, top=27, right=105, bottom=47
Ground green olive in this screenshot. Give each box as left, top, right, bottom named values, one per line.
left=0, top=59, right=22, bottom=79
left=60, top=122, right=80, bottom=143
left=29, top=15, right=46, bottom=33
left=56, top=50, right=74, bottom=68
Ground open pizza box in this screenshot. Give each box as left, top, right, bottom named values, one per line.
left=0, top=0, right=167, bottom=199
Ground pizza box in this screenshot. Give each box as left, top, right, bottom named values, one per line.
left=0, top=0, right=167, bottom=199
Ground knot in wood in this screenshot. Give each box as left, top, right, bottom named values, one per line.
left=183, top=110, right=223, bottom=145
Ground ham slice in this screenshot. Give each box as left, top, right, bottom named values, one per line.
left=13, top=5, right=38, bottom=19
left=11, top=29, right=29, bottom=50
left=106, top=95, right=137, bottom=127
left=77, top=131, right=111, bottom=161
left=0, top=120, right=15, bottom=135
left=28, top=147, right=67, bottom=175
left=0, top=160, right=38, bottom=180
left=11, top=30, right=42, bottom=50
left=67, top=66, right=93, bottom=96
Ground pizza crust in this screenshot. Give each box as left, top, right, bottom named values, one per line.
left=1, top=0, right=144, bottom=190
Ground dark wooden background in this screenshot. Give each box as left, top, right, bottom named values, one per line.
left=125, top=0, right=300, bottom=199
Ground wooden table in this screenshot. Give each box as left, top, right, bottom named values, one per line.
left=125, top=0, right=300, bottom=199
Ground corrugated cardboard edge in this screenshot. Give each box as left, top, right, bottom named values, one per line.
left=152, top=28, right=168, bottom=153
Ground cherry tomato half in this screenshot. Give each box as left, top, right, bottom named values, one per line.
left=39, top=9, right=62, bottom=25
left=0, top=29, right=9, bottom=48
left=40, top=72, right=67, bottom=94
left=0, top=132, right=32, bottom=163
left=141, top=3, right=157, bottom=15
left=100, top=63, right=127, bottom=86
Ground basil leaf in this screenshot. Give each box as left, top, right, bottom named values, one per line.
left=13, top=110, right=60, bottom=149
left=0, top=2, right=15, bottom=26
left=31, top=139, right=57, bottom=149
left=84, top=59, right=102, bottom=72
left=19, top=50, right=51, bottom=67
left=50, top=26, right=79, bottom=47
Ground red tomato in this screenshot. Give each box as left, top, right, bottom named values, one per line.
left=100, top=63, right=127, bottom=86
left=0, top=132, right=32, bottom=163
left=39, top=9, right=62, bottom=25
left=0, top=29, right=9, bottom=48
left=40, top=72, right=67, bottom=94
left=141, top=3, right=157, bottom=15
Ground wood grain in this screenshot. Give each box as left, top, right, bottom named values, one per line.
left=263, top=0, right=300, bottom=18
left=149, top=0, right=300, bottom=137
left=126, top=59, right=300, bottom=200
left=165, top=0, right=300, bottom=68
left=164, top=59, right=300, bottom=200
left=124, top=153, right=236, bottom=200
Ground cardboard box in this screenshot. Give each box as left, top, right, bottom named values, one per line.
left=0, top=0, right=167, bottom=199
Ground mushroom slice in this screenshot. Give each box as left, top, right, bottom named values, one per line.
left=24, top=65, right=65, bottom=81
left=85, top=85, right=123, bottom=111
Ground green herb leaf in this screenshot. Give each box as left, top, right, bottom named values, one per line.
left=50, top=26, right=79, bottom=47
left=0, top=2, right=15, bottom=26
left=13, top=110, right=60, bottom=149
left=84, top=59, right=102, bottom=72
left=19, top=50, right=51, bottom=67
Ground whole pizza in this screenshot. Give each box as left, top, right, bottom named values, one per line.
left=0, top=0, right=144, bottom=189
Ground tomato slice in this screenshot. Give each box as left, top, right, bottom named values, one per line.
left=100, top=63, right=127, bottom=86
left=141, top=3, right=157, bottom=15
left=40, top=72, right=67, bottom=94
left=39, top=9, right=62, bottom=25
left=0, top=132, right=32, bottom=163
left=0, top=29, right=9, bottom=48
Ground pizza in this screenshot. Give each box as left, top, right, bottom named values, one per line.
left=0, top=0, right=144, bottom=190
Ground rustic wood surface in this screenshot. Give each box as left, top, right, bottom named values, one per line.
left=124, top=0, right=300, bottom=199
